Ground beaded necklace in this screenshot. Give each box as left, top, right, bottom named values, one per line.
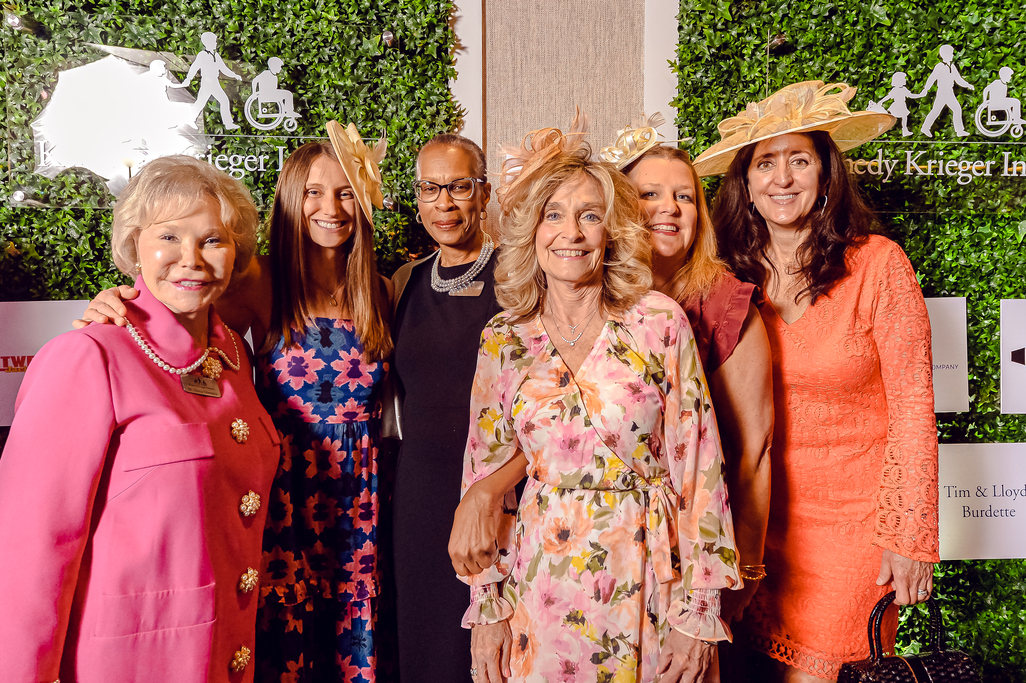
left=126, top=320, right=240, bottom=380
left=430, top=233, right=494, bottom=295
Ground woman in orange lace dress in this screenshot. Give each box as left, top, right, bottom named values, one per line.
left=694, top=81, right=940, bottom=682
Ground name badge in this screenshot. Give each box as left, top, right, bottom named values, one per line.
left=449, top=281, right=485, bottom=297
left=181, top=374, right=221, bottom=398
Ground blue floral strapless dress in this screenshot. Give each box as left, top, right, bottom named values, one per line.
left=255, top=318, right=387, bottom=683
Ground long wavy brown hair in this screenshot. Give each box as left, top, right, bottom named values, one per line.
left=712, top=131, right=876, bottom=303
left=263, top=141, right=392, bottom=360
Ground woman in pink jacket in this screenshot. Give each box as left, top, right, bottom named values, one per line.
left=0, top=156, right=281, bottom=683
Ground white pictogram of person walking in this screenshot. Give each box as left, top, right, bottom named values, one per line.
left=245, top=57, right=301, bottom=131
left=919, top=44, right=975, bottom=137
left=868, top=72, right=925, bottom=136
left=171, top=32, right=242, bottom=130
left=976, top=66, right=1024, bottom=138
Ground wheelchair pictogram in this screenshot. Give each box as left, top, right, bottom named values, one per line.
left=244, top=57, right=300, bottom=132
left=975, top=67, right=1024, bottom=138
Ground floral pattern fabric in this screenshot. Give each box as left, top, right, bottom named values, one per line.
left=461, top=292, right=740, bottom=682
left=255, top=318, right=387, bottom=683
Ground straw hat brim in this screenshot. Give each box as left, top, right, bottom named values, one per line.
left=326, top=120, right=376, bottom=227
left=692, top=111, right=896, bottom=177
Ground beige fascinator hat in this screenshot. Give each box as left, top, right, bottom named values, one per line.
left=495, top=108, right=590, bottom=211
left=326, top=120, right=388, bottom=225
left=598, top=112, right=668, bottom=169
left=692, top=81, right=895, bottom=177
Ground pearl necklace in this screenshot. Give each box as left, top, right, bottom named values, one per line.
left=127, top=320, right=241, bottom=379
left=431, top=233, right=494, bottom=295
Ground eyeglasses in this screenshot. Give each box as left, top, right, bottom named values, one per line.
left=413, top=177, right=484, bottom=202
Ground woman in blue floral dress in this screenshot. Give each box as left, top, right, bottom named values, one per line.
left=253, top=127, right=394, bottom=683
left=257, top=316, right=387, bottom=682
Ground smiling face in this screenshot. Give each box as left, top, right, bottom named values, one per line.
left=534, top=174, right=608, bottom=289
left=137, top=194, right=235, bottom=322
left=628, top=157, right=698, bottom=265
left=302, top=155, right=358, bottom=251
left=415, top=144, right=490, bottom=252
left=747, top=133, right=822, bottom=233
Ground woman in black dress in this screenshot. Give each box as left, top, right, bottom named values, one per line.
left=390, top=134, right=519, bottom=683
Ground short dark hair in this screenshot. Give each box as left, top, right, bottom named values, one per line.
left=417, top=133, right=487, bottom=179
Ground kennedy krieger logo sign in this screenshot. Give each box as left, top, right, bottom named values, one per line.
left=29, top=29, right=302, bottom=197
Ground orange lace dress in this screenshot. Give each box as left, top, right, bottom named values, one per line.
left=742, top=235, right=939, bottom=678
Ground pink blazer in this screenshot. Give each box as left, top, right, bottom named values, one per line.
left=0, top=281, right=280, bottom=683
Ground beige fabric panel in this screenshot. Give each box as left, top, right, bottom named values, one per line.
left=483, top=0, right=646, bottom=226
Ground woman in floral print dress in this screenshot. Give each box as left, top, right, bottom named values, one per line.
left=459, top=132, right=741, bottom=683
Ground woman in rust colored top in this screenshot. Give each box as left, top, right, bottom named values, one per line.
left=696, top=82, right=939, bottom=682
left=616, top=142, right=773, bottom=634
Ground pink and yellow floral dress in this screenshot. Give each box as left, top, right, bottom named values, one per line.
left=461, top=292, right=741, bottom=682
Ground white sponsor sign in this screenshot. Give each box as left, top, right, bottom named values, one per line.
left=924, top=297, right=969, bottom=413
left=0, top=300, right=88, bottom=426
left=939, top=443, right=1026, bottom=560
left=1000, top=299, right=1026, bottom=413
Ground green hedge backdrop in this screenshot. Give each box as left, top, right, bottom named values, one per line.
left=676, top=0, right=1026, bottom=679
left=0, top=0, right=455, bottom=298
left=2, top=0, right=1025, bottom=678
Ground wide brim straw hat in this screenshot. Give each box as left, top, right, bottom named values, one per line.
left=692, top=81, right=895, bottom=177
left=326, top=120, right=388, bottom=226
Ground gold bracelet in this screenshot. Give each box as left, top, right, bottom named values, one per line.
left=739, top=564, right=767, bottom=581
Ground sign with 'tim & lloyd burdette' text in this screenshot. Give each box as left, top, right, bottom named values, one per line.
left=939, top=443, right=1026, bottom=560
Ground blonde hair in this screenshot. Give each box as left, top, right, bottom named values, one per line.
left=111, top=155, right=258, bottom=277
left=262, top=141, right=392, bottom=361
left=496, top=148, right=652, bottom=323
left=626, top=146, right=725, bottom=306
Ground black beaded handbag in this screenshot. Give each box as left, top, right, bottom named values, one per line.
left=837, top=591, right=981, bottom=683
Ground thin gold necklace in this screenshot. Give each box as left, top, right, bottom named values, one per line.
left=313, top=280, right=345, bottom=307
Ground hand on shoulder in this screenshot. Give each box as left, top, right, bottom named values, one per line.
left=72, top=284, right=138, bottom=329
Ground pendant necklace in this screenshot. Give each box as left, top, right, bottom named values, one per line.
left=319, top=281, right=345, bottom=307
left=551, top=308, right=598, bottom=347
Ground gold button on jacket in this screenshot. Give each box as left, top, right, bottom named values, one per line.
left=237, top=567, right=259, bottom=593
left=239, top=490, right=261, bottom=517
left=230, top=645, right=251, bottom=672
left=230, top=419, right=249, bottom=444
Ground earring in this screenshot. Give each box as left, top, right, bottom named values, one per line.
left=415, top=212, right=423, bottom=224
left=480, top=210, right=487, bottom=221
left=819, top=193, right=829, bottom=216
left=747, top=202, right=757, bottom=220
left=134, top=262, right=141, bottom=274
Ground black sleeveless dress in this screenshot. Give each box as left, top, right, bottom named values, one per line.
left=390, top=256, right=502, bottom=683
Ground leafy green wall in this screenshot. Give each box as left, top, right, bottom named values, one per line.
left=3, top=0, right=1025, bottom=678
left=675, top=0, right=1026, bottom=679
left=0, top=0, right=457, bottom=302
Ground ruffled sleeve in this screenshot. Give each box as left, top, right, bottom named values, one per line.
left=869, top=240, right=940, bottom=562
left=659, top=307, right=741, bottom=640
left=457, top=315, right=525, bottom=627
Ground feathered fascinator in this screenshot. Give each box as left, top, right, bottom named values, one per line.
left=326, top=120, right=388, bottom=226
left=495, top=108, right=590, bottom=212
left=692, top=81, right=895, bottom=177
